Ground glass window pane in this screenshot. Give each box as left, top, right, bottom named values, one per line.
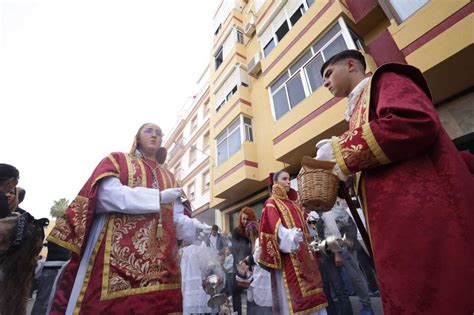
left=216, top=131, right=227, bottom=144
left=228, top=129, right=242, bottom=156
left=306, top=0, right=315, bottom=7
left=217, top=141, right=228, bottom=164
left=270, top=72, right=289, bottom=93
left=273, top=88, right=290, bottom=120
left=290, top=50, right=313, bottom=75
left=313, top=24, right=341, bottom=53
left=305, top=54, right=324, bottom=91
left=389, top=0, right=428, bottom=21
left=228, top=118, right=240, bottom=133
left=264, top=39, right=275, bottom=57
left=323, top=35, right=348, bottom=60
left=243, top=117, right=252, bottom=125
left=245, top=125, right=253, bottom=142
left=275, top=21, right=289, bottom=41
left=290, top=6, right=303, bottom=26
left=287, top=74, right=306, bottom=108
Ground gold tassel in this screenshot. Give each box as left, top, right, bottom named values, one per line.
left=156, top=217, right=163, bottom=240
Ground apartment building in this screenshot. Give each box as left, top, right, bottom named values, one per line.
left=208, top=0, right=473, bottom=231
left=164, top=66, right=220, bottom=226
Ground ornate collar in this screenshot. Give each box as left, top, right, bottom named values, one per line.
left=272, top=184, right=289, bottom=200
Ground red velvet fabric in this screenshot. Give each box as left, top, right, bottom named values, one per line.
left=337, top=66, right=474, bottom=314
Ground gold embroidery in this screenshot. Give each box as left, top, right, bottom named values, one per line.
left=362, top=123, right=391, bottom=165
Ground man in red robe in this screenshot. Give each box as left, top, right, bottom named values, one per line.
left=315, top=50, right=474, bottom=314
left=47, top=123, right=209, bottom=314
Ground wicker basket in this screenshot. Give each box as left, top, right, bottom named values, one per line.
left=297, top=157, right=339, bottom=212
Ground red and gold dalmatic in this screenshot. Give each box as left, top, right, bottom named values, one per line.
left=259, top=184, right=327, bottom=314
left=47, top=152, right=182, bottom=314
left=331, top=64, right=474, bottom=314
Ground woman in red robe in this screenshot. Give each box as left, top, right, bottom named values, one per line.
left=318, top=50, right=474, bottom=314
left=259, top=170, right=328, bottom=314
left=47, top=123, right=208, bottom=314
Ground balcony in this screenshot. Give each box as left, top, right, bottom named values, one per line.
left=212, top=43, right=247, bottom=83
left=212, top=142, right=260, bottom=202
left=211, top=85, right=252, bottom=134
left=213, top=7, right=244, bottom=49
left=260, top=0, right=344, bottom=86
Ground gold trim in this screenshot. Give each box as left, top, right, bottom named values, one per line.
left=125, top=154, right=134, bottom=187
left=362, top=123, right=391, bottom=165
left=92, top=172, right=119, bottom=188
left=100, top=214, right=115, bottom=300
left=73, top=222, right=107, bottom=314
left=100, top=211, right=180, bottom=301
left=331, top=136, right=351, bottom=175
left=47, top=235, right=80, bottom=255
left=107, top=154, right=120, bottom=173
left=274, top=199, right=320, bottom=298
left=135, top=157, right=148, bottom=187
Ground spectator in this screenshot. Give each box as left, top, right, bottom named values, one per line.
left=0, top=163, right=19, bottom=218
left=222, top=246, right=234, bottom=298
left=15, top=187, right=28, bottom=214
left=231, top=207, right=256, bottom=314
left=206, top=224, right=225, bottom=253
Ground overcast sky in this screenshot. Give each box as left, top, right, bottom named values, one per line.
left=0, top=0, right=216, bottom=218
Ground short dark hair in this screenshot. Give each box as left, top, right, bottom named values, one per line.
left=17, top=188, right=26, bottom=203
left=320, top=50, right=366, bottom=76
left=0, top=164, right=19, bottom=184
left=212, top=224, right=219, bottom=231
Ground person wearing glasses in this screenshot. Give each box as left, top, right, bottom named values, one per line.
left=47, top=123, right=211, bottom=315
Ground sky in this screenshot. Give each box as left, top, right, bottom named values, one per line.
left=0, top=0, right=216, bottom=218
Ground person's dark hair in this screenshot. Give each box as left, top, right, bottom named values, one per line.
left=0, top=214, right=47, bottom=314
left=320, top=49, right=366, bottom=77
left=17, top=187, right=26, bottom=204
left=212, top=224, right=219, bottom=231
left=0, top=164, right=19, bottom=184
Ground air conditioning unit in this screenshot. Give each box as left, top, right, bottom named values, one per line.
left=247, top=52, right=262, bottom=78
left=244, top=17, right=256, bottom=37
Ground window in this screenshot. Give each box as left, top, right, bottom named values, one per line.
left=236, top=29, right=244, bottom=44
left=384, top=0, right=429, bottom=22
left=202, top=170, right=210, bottom=192
left=261, top=3, right=312, bottom=58
left=243, top=117, right=254, bottom=142
left=187, top=181, right=195, bottom=201
left=203, top=132, right=210, bottom=150
left=290, top=5, right=304, bottom=26
left=216, top=115, right=253, bottom=165
left=190, top=115, right=198, bottom=133
left=216, top=85, right=239, bottom=112
left=189, top=146, right=197, bottom=164
left=203, top=101, right=210, bottom=117
left=215, top=47, right=223, bottom=70
left=269, top=20, right=359, bottom=120
left=275, top=21, right=289, bottom=41
left=214, top=24, right=221, bottom=36
left=263, top=39, right=275, bottom=57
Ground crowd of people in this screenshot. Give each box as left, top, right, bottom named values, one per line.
left=1, top=50, right=473, bottom=315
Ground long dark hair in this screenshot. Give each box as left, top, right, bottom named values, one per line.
left=0, top=216, right=47, bottom=315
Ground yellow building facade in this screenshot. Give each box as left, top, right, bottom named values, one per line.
left=209, top=0, right=473, bottom=231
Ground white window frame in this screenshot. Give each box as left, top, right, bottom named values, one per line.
left=236, top=28, right=244, bottom=44
left=216, top=115, right=254, bottom=165
left=269, top=18, right=360, bottom=121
